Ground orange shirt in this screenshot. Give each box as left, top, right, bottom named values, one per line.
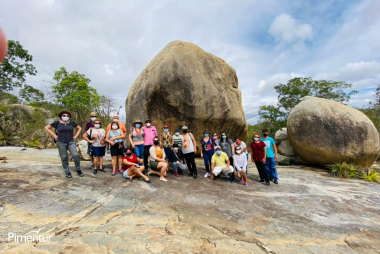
left=155, top=147, right=163, bottom=158
left=106, top=122, right=126, bottom=133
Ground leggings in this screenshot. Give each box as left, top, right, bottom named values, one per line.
left=202, top=150, right=214, bottom=173
left=183, top=152, right=197, bottom=175
left=254, top=161, right=269, bottom=183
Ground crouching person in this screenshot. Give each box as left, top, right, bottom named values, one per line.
left=122, top=147, right=151, bottom=183
left=210, top=146, right=234, bottom=183
left=168, top=143, right=186, bottom=177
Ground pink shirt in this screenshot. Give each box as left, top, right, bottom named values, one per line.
left=142, top=126, right=158, bottom=146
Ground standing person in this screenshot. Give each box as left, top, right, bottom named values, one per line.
left=83, top=119, right=106, bottom=174
left=148, top=136, right=168, bottom=181
left=250, top=133, right=270, bottom=186
left=142, top=119, right=158, bottom=172
left=212, top=132, right=220, bottom=147
left=122, top=147, right=151, bottom=183
left=181, top=126, right=198, bottom=179
left=106, top=115, right=127, bottom=153
left=85, top=112, right=97, bottom=169
left=220, top=132, right=235, bottom=180
left=44, top=110, right=83, bottom=178
left=128, top=119, right=144, bottom=160
left=160, top=124, right=173, bottom=158
left=172, top=129, right=185, bottom=165
left=233, top=137, right=248, bottom=179
left=210, top=146, right=234, bottom=183
left=167, top=143, right=186, bottom=177
left=233, top=146, right=248, bottom=186
left=200, top=129, right=215, bottom=178
left=261, top=129, right=279, bottom=184
left=106, top=121, right=126, bottom=176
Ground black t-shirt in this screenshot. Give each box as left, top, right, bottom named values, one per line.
left=50, top=121, right=78, bottom=143
left=168, top=149, right=183, bottom=163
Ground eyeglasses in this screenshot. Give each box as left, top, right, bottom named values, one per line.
left=146, top=121, right=151, bottom=123
left=62, top=114, right=69, bottom=117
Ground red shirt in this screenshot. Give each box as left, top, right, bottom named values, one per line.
left=123, top=154, right=138, bottom=170
left=250, top=141, right=266, bottom=162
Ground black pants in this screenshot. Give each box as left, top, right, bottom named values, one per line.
left=144, top=145, right=152, bottom=169
left=184, top=152, right=197, bottom=175
left=255, top=161, right=269, bottom=182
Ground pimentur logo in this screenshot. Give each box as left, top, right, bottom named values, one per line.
left=8, top=226, right=54, bottom=243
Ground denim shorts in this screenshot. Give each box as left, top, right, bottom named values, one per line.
left=92, top=146, right=106, bottom=157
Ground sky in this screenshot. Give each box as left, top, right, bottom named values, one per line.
left=0, top=0, right=379, bottom=124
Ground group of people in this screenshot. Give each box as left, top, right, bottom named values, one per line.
left=44, top=110, right=280, bottom=186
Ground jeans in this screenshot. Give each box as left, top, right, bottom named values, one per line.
left=57, top=141, right=80, bottom=174
left=134, top=144, right=144, bottom=160
left=246, top=153, right=249, bottom=175
left=265, top=157, right=279, bottom=180
left=184, top=152, right=197, bottom=175
left=202, top=150, right=214, bottom=173
left=170, top=161, right=186, bottom=173
left=144, top=145, right=152, bottom=169
left=254, top=161, right=269, bottom=182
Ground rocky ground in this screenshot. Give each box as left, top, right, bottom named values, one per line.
left=0, top=147, right=379, bottom=254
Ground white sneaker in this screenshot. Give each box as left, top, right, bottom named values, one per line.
left=204, top=173, right=210, bottom=178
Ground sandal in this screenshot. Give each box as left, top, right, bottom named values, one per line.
left=124, top=175, right=133, bottom=182
left=143, top=178, right=151, bottom=183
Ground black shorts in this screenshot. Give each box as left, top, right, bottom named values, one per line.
left=110, top=143, right=125, bottom=157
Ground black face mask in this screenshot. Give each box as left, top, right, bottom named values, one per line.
left=263, top=133, right=268, bottom=137
left=126, top=152, right=132, bottom=156
left=183, top=130, right=188, bottom=134
left=154, top=141, right=159, bottom=145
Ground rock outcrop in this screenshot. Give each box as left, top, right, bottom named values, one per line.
left=125, top=40, right=248, bottom=152
left=287, top=96, right=380, bottom=167
left=77, top=140, right=90, bottom=160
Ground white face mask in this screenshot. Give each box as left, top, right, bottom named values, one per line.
left=254, top=137, right=259, bottom=141
left=146, top=123, right=151, bottom=127
left=174, top=148, right=178, bottom=151
left=62, top=116, right=70, bottom=121
left=113, top=119, right=119, bottom=122
left=175, top=132, right=179, bottom=136
left=94, top=124, right=101, bottom=128
left=91, top=117, right=97, bottom=121
left=236, top=150, right=241, bottom=154
left=112, top=125, right=118, bottom=130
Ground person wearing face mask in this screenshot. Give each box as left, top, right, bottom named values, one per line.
left=142, top=119, right=158, bottom=173
left=172, top=129, right=185, bottom=166
left=167, top=143, right=186, bottom=177
left=160, top=124, right=173, bottom=159
left=181, top=126, right=198, bottom=179
left=250, top=133, right=270, bottom=186
left=233, top=146, right=248, bottom=186
left=201, top=129, right=215, bottom=178
left=122, top=147, right=151, bottom=183
left=45, top=110, right=83, bottom=178
left=106, top=121, right=126, bottom=176
left=261, top=129, right=279, bottom=184
left=212, top=132, right=220, bottom=146
left=85, top=112, right=97, bottom=168
left=210, top=146, right=234, bottom=183
left=220, top=132, right=235, bottom=181
left=106, top=115, right=126, bottom=154
left=83, top=120, right=106, bottom=174
left=148, top=136, right=168, bottom=181
left=128, top=119, right=145, bottom=160
left=233, top=137, right=248, bottom=179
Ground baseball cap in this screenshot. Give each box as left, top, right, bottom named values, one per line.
left=182, top=126, right=188, bottom=130
left=215, top=146, right=221, bottom=150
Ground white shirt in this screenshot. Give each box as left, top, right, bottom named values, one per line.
left=233, top=152, right=247, bottom=170
left=233, top=141, right=247, bottom=150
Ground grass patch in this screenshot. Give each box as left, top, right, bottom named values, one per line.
left=329, top=162, right=378, bottom=183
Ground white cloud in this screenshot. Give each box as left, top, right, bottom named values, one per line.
left=256, top=72, right=304, bottom=96
left=268, top=13, right=313, bottom=45
left=339, top=61, right=380, bottom=81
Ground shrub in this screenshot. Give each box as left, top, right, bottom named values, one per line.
left=329, top=162, right=364, bottom=179
left=279, top=158, right=291, bottom=166
left=363, top=169, right=379, bottom=183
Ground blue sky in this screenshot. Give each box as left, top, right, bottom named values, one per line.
left=0, top=0, right=379, bottom=124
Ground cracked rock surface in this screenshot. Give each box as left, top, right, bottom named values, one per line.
left=0, top=147, right=379, bottom=253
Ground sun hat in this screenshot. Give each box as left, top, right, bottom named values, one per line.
left=134, top=119, right=142, bottom=124
left=215, top=146, right=221, bottom=150
left=90, top=112, right=97, bottom=117
left=58, top=110, right=71, bottom=118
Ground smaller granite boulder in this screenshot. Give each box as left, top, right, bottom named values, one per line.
left=77, top=140, right=90, bottom=161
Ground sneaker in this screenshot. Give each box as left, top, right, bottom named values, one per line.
left=244, top=182, right=248, bottom=187
left=76, top=170, right=84, bottom=177
left=259, top=179, right=265, bottom=183
left=175, top=172, right=179, bottom=177
left=99, top=169, right=106, bottom=173
left=240, top=178, right=243, bottom=184
left=266, top=182, right=270, bottom=186
left=188, top=172, right=194, bottom=177
left=93, top=169, right=97, bottom=174
left=274, top=180, right=278, bottom=184
left=204, top=172, right=210, bottom=178
left=119, top=169, right=123, bottom=174
left=111, top=170, right=116, bottom=176
left=193, top=173, right=197, bottom=179
left=66, top=172, right=72, bottom=178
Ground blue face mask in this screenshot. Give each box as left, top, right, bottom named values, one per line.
left=204, top=133, right=209, bottom=137
left=216, top=150, right=221, bottom=155
left=222, top=135, right=226, bottom=139
left=164, top=129, right=169, bottom=133
left=135, top=124, right=141, bottom=128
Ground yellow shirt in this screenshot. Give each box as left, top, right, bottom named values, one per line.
left=155, top=147, right=163, bottom=159
left=211, top=152, right=229, bottom=167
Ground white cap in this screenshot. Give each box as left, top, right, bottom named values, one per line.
left=215, top=146, right=221, bottom=150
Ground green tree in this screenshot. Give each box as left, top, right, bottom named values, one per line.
left=52, top=67, right=101, bottom=126
left=275, top=77, right=357, bottom=114
left=0, top=40, right=37, bottom=92
left=19, top=85, right=44, bottom=103
left=360, top=84, right=380, bottom=133
left=258, top=105, right=287, bottom=133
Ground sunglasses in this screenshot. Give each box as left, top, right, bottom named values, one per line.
left=62, top=114, right=69, bottom=117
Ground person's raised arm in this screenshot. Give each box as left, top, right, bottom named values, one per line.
left=44, top=125, right=57, bottom=140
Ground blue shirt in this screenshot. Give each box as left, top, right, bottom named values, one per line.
left=260, top=137, right=275, bottom=158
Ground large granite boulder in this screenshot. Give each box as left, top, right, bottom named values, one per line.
left=125, top=40, right=248, bottom=153
left=77, top=140, right=90, bottom=160
left=287, top=96, right=380, bottom=167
